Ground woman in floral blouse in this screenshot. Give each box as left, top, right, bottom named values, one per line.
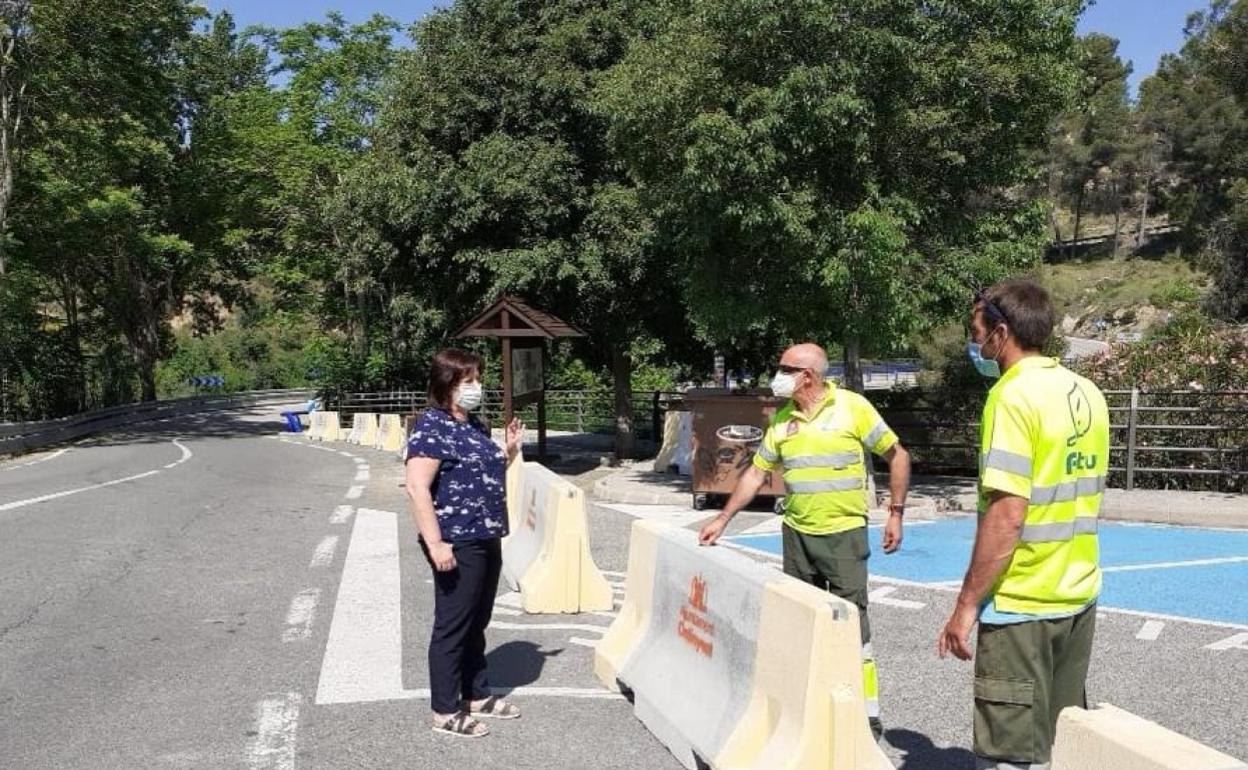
left=405, top=348, right=523, bottom=738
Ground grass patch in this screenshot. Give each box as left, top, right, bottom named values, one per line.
left=1039, top=253, right=1209, bottom=319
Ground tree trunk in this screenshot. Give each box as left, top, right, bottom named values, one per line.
left=1136, top=177, right=1150, bottom=249
left=1112, top=177, right=1122, bottom=254
left=842, top=335, right=864, bottom=394
left=128, top=312, right=162, bottom=402
left=612, top=347, right=634, bottom=462
left=1070, top=185, right=1085, bottom=261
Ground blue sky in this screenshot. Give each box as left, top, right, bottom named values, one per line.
left=206, top=0, right=1209, bottom=97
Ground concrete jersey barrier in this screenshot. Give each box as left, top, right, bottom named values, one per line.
left=501, top=455, right=613, bottom=614
left=306, top=412, right=325, bottom=440
left=375, top=414, right=405, bottom=452
left=357, top=413, right=379, bottom=447
left=1052, top=704, right=1246, bottom=770
left=314, top=412, right=341, bottom=442
left=595, top=520, right=892, bottom=770
left=345, top=412, right=378, bottom=445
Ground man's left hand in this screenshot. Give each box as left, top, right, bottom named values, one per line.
left=881, top=512, right=903, bottom=553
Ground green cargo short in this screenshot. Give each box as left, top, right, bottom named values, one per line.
left=973, top=603, right=1097, bottom=765
left=781, top=523, right=871, bottom=645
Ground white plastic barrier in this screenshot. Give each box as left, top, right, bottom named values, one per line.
left=653, top=410, right=694, bottom=475
left=500, top=455, right=613, bottom=614
left=596, top=520, right=891, bottom=770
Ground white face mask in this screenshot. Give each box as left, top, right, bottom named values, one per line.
left=770, top=372, right=799, bottom=399
left=456, top=381, right=483, bottom=411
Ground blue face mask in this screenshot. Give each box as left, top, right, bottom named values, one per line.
left=967, top=340, right=1001, bottom=379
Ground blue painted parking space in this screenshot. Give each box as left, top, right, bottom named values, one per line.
left=729, top=517, right=1248, bottom=626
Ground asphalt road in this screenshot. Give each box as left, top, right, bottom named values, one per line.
left=1, top=409, right=1243, bottom=769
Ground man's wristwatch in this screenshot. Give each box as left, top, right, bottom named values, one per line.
left=888, top=503, right=905, bottom=516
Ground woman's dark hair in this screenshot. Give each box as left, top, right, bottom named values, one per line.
left=427, top=348, right=482, bottom=410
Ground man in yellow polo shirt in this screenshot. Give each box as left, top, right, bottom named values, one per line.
left=699, top=342, right=912, bottom=741
left=937, top=279, right=1108, bottom=770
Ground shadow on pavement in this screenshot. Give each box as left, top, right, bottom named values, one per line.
left=76, top=407, right=303, bottom=448
left=486, top=640, right=564, bottom=690
left=886, top=728, right=976, bottom=770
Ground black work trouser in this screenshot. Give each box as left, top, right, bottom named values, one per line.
left=421, top=537, right=503, bottom=715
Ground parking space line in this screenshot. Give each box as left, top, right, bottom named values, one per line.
left=1136, top=620, right=1165, bottom=641
left=1102, top=555, right=1248, bottom=573
left=1206, top=633, right=1248, bottom=651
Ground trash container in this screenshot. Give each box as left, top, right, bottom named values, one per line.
left=684, top=389, right=786, bottom=510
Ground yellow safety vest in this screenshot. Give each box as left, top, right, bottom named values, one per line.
left=979, top=356, right=1109, bottom=614
left=754, top=382, right=898, bottom=535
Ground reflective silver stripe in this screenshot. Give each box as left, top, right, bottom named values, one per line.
left=861, top=642, right=874, bottom=658
left=1019, top=516, right=1099, bottom=542
left=863, top=421, right=891, bottom=448
left=983, top=449, right=1032, bottom=477
left=865, top=698, right=881, bottom=718
left=784, top=451, right=860, bottom=469
left=1029, top=476, right=1107, bottom=505
left=757, top=444, right=779, bottom=463
left=786, top=477, right=864, bottom=493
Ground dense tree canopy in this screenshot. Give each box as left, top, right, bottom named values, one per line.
left=1, top=0, right=1243, bottom=432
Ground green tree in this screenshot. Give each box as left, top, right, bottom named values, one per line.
left=357, top=0, right=693, bottom=457
left=597, top=0, right=1084, bottom=390
left=1136, top=0, right=1248, bottom=320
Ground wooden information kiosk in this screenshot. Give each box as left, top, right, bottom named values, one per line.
left=454, top=296, right=585, bottom=458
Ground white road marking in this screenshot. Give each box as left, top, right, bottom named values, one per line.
left=1102, top=555, right=1248, bottom=573
left=868, top=585, right=926, bottom=610
left=344, top=486, right=363, bottom=500
left=0, top=437, right=196, bottom=512
left=313, top=509, right=621, bottom=705
left=338, top=451, right=354, bottom=458
left=1206, top=632, right=1248, bottom=651
left=404, top=686, right=620, bottom=700
left=569, top=637, right=599, bottom=649
left=331, top=505, right=353, bottom=524
left=601, top=570, right=627, bottom=578
left=309, top=536, right=339, bottom=569
left=283, top=589, right=320, bottom=642
left=1136, top=620, right=1165, bottom=641
left=354, top=469, right=370, bottom=482
left=489, top=621, right=609, bottom=634
left=246, top=693, right=301, bottom=770
left=316, top=508, right=408, bottom=704
left=863, top=574, right=1248, bottom=632
left=353, top=457, right=365, bottom=465
left=1, top=447, right=70, bottom=472
left=492, top=608, right=522, bottom=617
left=0, top=470, right=159, bottom=512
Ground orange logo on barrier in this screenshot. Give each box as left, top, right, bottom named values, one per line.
left=688, top=574, right=708, bottom=612
left=677, top=574, right=714, bottom=658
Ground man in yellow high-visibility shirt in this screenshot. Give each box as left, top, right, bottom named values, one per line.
left=699, top=342, right=912, bottom=742
left=938, top=279, right=1109, bottom=770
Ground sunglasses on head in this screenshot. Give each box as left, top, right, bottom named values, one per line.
left=973, top=288, right=1010, bottom=328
